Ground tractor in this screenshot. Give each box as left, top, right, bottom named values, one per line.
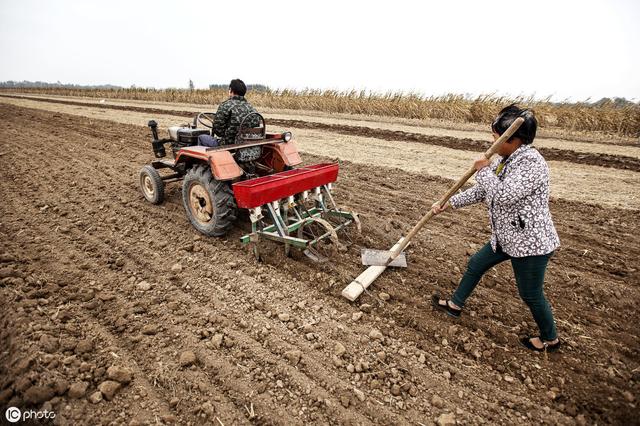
left=138, top=111, right=359, bottom=261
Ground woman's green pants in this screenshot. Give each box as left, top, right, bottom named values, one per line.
left=451, top=242, right=557, bottom=341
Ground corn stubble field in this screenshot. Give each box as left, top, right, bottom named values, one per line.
left=9, top=87, right=640, bottom=138
left=0, top=89, right=638, bottom=425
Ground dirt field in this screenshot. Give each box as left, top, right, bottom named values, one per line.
left=0, top=101, right=638, bottom=425
left=1, top=95, right=639, bottom=210
left=6, top=92, right=639, bottom=146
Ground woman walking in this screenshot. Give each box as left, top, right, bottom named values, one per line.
left=430, top=105, right=561, bottom=352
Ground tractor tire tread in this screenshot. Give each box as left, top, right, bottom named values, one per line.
left=139, top=165, right=165, bottom=204
left=182, top=164, right=237, bottom=237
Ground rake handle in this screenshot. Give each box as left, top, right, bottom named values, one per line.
left=387, top=117, right=524, bottom=262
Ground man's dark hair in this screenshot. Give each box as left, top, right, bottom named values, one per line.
left=229, top=79, right=247, bottom=97
left=491, top=104, right=537, bottom=145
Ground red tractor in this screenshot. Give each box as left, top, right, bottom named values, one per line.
left=139, top=112, right=359, bottom=261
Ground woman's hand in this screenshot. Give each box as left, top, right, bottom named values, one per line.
left=474, top=156, right=490, bottom=171
left=431, top=201, right=451, bottom=215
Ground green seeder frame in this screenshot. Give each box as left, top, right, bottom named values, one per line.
left=240, top=184, right=360, bottom=260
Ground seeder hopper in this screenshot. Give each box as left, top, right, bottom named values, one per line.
left=138, top=112, right=359, bottom=261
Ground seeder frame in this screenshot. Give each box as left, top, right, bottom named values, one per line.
left=241, top=184, right=360, bottom=260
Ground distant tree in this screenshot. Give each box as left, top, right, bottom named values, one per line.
left=208, top=83, right=270, bottom=92
left=0, top=80, right=123, bottom=89
left=594, top=97, right=634, bottom=108
left=189, top=79, right=195, bottom=91
left=613, top=97, right=632, bottom=107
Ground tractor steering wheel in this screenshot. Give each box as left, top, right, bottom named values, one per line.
left=196, top=112, right=215, bottom=129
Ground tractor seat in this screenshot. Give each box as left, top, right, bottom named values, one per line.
left=233, top=127, right=265, bottom=162
left=238, top=127, right=266, bottom=141
left=234, top=145, right=262, bottom=162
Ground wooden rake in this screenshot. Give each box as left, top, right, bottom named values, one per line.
left=342, top=117, right=525, bottom=301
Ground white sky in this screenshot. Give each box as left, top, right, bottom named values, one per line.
left=0, top=0, right=638, bottom=101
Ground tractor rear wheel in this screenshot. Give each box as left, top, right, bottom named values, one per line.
left=182, top=164, right=237, bottom=236
left=139, top=165, right=165, bottom=204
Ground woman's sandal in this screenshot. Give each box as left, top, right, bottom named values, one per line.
left=519, top=335, right=561, bottom=353
left=431, top=294, right=462, bottom=318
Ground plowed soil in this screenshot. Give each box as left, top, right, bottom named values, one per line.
left=0, top=103, right=638, bottom=425
left=2, top=94, right=640, bottom=168
left=1, top=95, right=639, bottom=210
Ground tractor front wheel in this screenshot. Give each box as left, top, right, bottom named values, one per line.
left=139, top=165, right=165, bottom=204
left=182, top=164, right=237, bottom=236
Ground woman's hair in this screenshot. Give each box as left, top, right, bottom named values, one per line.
left=491, top=104, right=537, bottom=144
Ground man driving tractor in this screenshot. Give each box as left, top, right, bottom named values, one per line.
left=198, top=78, right=259, bottom=147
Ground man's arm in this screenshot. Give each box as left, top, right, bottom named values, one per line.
left=213, top=101, right=231, bottom=138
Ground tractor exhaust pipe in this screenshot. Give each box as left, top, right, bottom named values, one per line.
left=148, top=120, right=159, bottom=140
left=147, top=120, right=166, bottom=158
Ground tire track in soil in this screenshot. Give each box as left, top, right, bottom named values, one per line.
left=2, top=93, right=640, bottom=172
left=0, top=105, right=632, bottom=426
left=35, top=109, right=516, bottom=422
left=0, top=145, right=262, bottom=422
left=1, top=113, right=365, bottom=424
left=1, top=104, right=638, bottom=424
left=339, top=174, right=639, bottom=423
left=0, top=105, right=451, bottom=424
left=3, top=108, right=481, bottom=424
left=28, top=201, right=389, bottom=426
left=0, top=125, right=297, bottom=423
